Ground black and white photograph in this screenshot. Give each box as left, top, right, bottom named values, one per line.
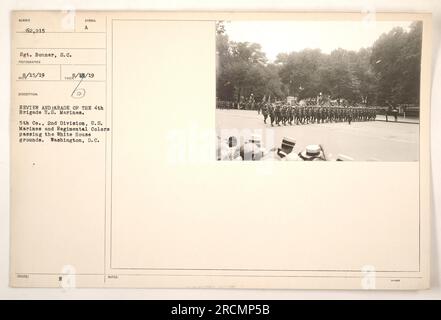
left=216, top=20, right=422, bottom=161
left=4, top=6, right=437, bottom=296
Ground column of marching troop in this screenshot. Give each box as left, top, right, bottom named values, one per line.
left=261, top=103, right=377, bottom=126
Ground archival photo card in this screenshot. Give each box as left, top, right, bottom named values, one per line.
left=9, top=11, right=431, bottom=290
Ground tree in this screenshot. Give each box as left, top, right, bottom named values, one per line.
left=276, top=49, right=323, bottom=99
left=320, top=49, right=361, bottom=102
left=370, top=23, right=422, bottom=106
left=349, top=48, right=377, bottom=105
left=217, top=21, right=422, bottom=107
left=216, top=21, right=234, bottom=100
left=400, top=21, right=423, bottom=105
left=216, top=27, right=284, bottom=102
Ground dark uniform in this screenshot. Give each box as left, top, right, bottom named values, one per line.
left=347, top=107, right=353, bottom=125
left=262, top=103, right=269, bottom=124
left=275, top=104, right=282, bottom=126
left=269, top=104, right=276, bottom=126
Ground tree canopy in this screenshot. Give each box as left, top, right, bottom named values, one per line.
left=216, top=21, right=422, bottom=106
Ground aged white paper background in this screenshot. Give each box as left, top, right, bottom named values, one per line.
left=1, top=0, right=441, bottom=298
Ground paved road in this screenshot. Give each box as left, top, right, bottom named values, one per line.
left=375, top=114, right=420, bottom=124
left=216, top=109, right=419, bottom=161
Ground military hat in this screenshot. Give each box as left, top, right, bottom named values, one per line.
left=299, top=144, right=324, bottom=161
left=281, top=137, right=296, bottom=153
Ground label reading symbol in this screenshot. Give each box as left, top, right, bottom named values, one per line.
left=71, top=77, right=86, bottom=99
left=72, top=88, right=86, bottom=99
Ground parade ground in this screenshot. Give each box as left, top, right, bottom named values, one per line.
left=216, top=109, right=419, bottom=161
